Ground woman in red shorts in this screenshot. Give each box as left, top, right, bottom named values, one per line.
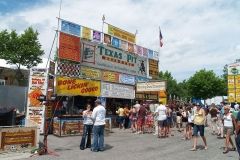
left=136, top=104, right=147, bottom=134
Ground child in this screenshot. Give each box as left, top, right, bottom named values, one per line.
left=145, top=111, right=154, bottom=133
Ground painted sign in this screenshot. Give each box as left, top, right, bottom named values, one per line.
left=59, top=32, right=81, bottom=62
left=149, top=59, right=159, bottom=79
left=228, top=89, right=235, bottom=103
left=228, top=63, right=240, bottom=75
left=136, top=76, right=149, bottom=82
left=236, top=89, right=240, bottom=103
left=102, top=71, right=119, bottom=83
left=80, top=66, right=101, bottom=80
left=27, top=107, right=45, bottom=133
left=136, top=81, right=166, bottom=92
left=93, top=30, right=101, bottom=42
left=119, top=74, right=135, bottom=85
left=228, top=75, right=235, bottom=89
left=56, top=77, right=101, bottom=96
left=108, top=24, right=136, bottom=43
left=236, top=75, right=240, bottom=89
left=101, top=82, right=135, bottom=99
left=104, top=34, right=111, bottom=45
left=81, top=40, right=148, bottom=77
left=112, top=37, right=120, bottom=48
left=82, top=27, right=91, bottom=40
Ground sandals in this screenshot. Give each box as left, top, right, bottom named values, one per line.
left=189, top=148, right=197, bottom=151
left=223, top=150, right=229, bottom=154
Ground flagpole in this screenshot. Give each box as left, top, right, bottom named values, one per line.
left=101, top=14, right=105, bottom=43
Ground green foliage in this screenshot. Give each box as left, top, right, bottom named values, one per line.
left=188, top=69, right=225, bottom=99
left=0, top=27, right=44, bottom=69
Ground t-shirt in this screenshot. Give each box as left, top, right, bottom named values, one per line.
left=116, top=108, right=125, bottom=117
left=194, top=108, right=205, bottom=125
left=209, top=108, right=218, bottom=118
left=155, top=105, right=167, bottom=121
left=92, top=105, right=106, bottom=126
left=83, top=110, right=93, bottom=125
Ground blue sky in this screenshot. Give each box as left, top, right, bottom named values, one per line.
left=0, top=0, right=239, bottom=81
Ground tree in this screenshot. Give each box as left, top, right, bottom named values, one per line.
left=188, top=69, right=225, bottom=100
left=0, top=27, right=44, bottom=85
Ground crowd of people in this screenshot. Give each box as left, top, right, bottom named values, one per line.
left=115, top=100, right=240, bottom=159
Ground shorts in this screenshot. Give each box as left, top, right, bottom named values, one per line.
left=118, top=116, right=124, bottom=124
left=137, top=118, right=145, bottom=126
left=158, top=120, right=167, bottom=128
left=166, top=117, right=172, bottom=126
left=177, top=116, right=182, bottom=124
left=182, top=122, right=187, bottom=128
left=193, top=125, right=205, bottom=136
left=224, top=127, right=234, bottom=135
left=187, top=123, right=194, bottom=127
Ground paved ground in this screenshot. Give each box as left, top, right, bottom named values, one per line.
left=15, top=127, right=238, bottom=160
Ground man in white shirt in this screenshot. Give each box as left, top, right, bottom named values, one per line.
left=91, top=99, right=106, bottom=152
left=155, top=102, right=167, bottom=138
left=235, top=102, right=239, bottom=111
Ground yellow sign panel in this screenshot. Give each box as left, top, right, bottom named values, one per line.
left=56, top=77, right=100, bottom=96
left=108, top=24, right=136, bottom=43
left=236, top=75, right=240, bottom=89
left=81, top=66, right=101, bottom=80
left=228, top=89, right=235, bottom=103
left=149, top=59, right=159, bottom=79
left=228, top=75, right=235, bottom=89
left=236, top=89, right=240, bottom=103
left=82, top=27, right=91, bottom=40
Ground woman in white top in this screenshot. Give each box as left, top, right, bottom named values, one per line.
left=223, top=105, right=236, bottom=154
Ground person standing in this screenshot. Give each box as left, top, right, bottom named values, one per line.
left=155, top=102, right=167, bottom=138
left=232, top=109, right=240, bottom=160
left=222, top=105, right=236, bottom=154
left=209, top=103, right=219, bottom=135
left=80, top=104, right=93, bottom=150
left=136, top=104, right=146, bottom=134
left=116, top=106, right=125, bottom=129
left=124, top=105, right=130, bottom=129
left=190, top=104, right=207, bottom=151
left=91, top=99, right=106, bottom=152
left=129, top=106, right=137, bottom=133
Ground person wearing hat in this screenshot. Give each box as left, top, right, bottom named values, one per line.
left=91, top=99, right=106, bottom=152
left=190, top=103, right=207, bottom=151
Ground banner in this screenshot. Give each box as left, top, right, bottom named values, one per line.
left=149, top=59, right=159, bottom=79
left=228, top=75, right=235, bottom=89
left=236, top=89, right=240, bottom=102
left=236, top=75, right=240, bottom=89
left=61, top=20, right=81, bottom=36
left=81, top=40, right=148, bottom=77
left=228, top=89, right=235, bottom=103
left=101, top=82, right=135, bottom=99
left=82, top=27, right=91, bottom=40
left=128, top=43, right=134, bottom=53
left=136, top=81, right=166, bottom=92
left=59, top=32, right=81, bottom=62
left=104, top=34, right=111, bottom=45
left=93, top=30, right=101, bottom=42
left=119, top=74, right=135, bottom=85
left=102, top=71, right=119, bottom=83
left=108, top=24, right=136, bottom=43
left=120, top=40, right=128, bottom=51
left=80, top=66, right=101, bottom=80
left=112, top=37, right=120, bottom=48
left=148, top=49, right=154, bottom=59
left=26, top=68, right=48, bottom=134
left=56, top=77, right=101, bottom=96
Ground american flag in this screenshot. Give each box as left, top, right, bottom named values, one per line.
left=159, top=27, right=163, bottom=47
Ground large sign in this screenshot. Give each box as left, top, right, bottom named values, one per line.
left=81, top=40, right=148, bottom=77
left=228, top=75, right=235, bottom=89
left=228, top=89, right=235, bottom=103
left=149, top=59, right=159, bottom=79
left=136, top=81, right=166, bottom=92
left=56, top=77, right=101, bottom=96
left=101, top=82, right=135, bottom=99
left=108, top=24, right=136, bottom=43
left=59, top=32, right=81, bottom=62
left=26, top=68, right=48, bottom=134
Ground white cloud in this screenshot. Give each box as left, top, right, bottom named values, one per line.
left=0, top=0, right=239, bottom=81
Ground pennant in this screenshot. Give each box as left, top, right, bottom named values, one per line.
left=61, top=20, right=81, bottom=36
left=92, top=30, right=101, bottom=42
left=112, top=37, right=120, bottom=48
left=82, top=27, right=91, bottom=40
left=104, top=34, right=111, bottom=45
